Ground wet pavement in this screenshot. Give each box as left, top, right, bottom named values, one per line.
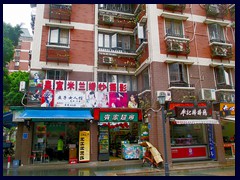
left=3, top=158, right=236, bottom=176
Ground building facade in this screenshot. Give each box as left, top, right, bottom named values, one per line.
left=13, top=4, right=235, bottom=166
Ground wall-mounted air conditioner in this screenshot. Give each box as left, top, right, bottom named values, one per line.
left=103, top=57, right=114, bottom=64
left=156, top=91, right=172, bottom=101
left=103, top=15, right=114, bottom=23
left=199, top=88, right=216, bottom=101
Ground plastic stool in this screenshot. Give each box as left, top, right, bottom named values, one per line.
left=43, top=154, right=49, bottom=163
left=29, top=155, right=36, bottom=164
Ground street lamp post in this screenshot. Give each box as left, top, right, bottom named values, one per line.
left=158, top=92, right=170, bottom=176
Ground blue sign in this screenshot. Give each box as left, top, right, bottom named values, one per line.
left=22, top=133, right=28, bottom=139
left=207, top=124, right=216, bottom=160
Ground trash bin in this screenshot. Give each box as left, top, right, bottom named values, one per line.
left=13, top=160, right=21, bottom=168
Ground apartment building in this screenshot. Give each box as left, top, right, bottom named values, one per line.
left=13, top=4, right=235, bottom=166
left=7, top=28, right=32, bottom=73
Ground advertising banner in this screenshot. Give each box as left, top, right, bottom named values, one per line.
left=79, top=131, right=90, bottom=162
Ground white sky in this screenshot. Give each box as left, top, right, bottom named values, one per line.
left=3, top=4, right=33, bottom=35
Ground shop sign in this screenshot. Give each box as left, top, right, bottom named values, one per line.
left=99, top=112, right=138, bottom=122
left=79, top=131, right=90, bottom=162
left=220, top=103, right=235, bottom=116
left=207, top=124, right=216, bottom=160
left=171, top=146, right=207, bottom=159
left=176, top=107, right=208, bottom=119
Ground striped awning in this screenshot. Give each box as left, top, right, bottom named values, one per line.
left=175, top=119, right=219, bottom=125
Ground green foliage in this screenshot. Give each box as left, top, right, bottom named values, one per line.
left=3, top=71, right=29, bottom=106
left=3, top=37, right=14, bottom=66
left=3, top=22, right=23, bottom=47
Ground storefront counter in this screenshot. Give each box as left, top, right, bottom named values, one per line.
left=171, top=145, right=208, bottom=161
left=122, top=144, right=143, bottom=160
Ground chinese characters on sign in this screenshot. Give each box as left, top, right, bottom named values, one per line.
left=100, top=112, right=138, bottom=122
left=176, top=107, right=208, bottom=119
left=79, top=131, right=90, bottom=162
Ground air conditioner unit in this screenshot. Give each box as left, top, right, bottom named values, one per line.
left=103, top=57, right=114, bottom=64
left=15, top=61, right=20, bottom=67
left=199, top=88, right=216, bottom=101
left=208, top=4, right=220, bottom=15
left=170, top=41, right=183, bottom=52
left=156, top=91, right=172, bottom=101
left=103, top=15, right=114, bottom=24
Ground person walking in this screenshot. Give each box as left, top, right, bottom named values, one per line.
left=57, top=136, right=64, bottom=161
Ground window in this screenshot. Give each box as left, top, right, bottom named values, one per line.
left=98, top=73, right=137, bottom=91
left=15, top=50, right=20, bottom=57
left=169, top=63, right=188, bottom=86
left=208, top=24, right=225, bottom=43
left=142, top=69, right=150, bottom=90
left=165, top=19, right=183, bottom=37
left=47, top=70, right=67, bottom=81
left=215, top=66, right=232, bottom=86
left=49, top=28, right=69, bottom=46
left=98, top=33, right=135, bottom=51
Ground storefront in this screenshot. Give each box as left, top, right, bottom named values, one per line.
left=168, top=103, right=220, bottom=162
left=94, top=108, right=144, bottom=161
left=218, top=103, right=235, bottom=158
left=16, top=107, right=93, bottom=163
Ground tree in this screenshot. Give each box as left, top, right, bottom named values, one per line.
left=3, top=22, right=24, bottom=108
left=3, top=71, right=29, bottom=106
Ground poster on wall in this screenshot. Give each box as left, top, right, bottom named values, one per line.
left=27, top=87, right=42, bottom=104
left=79, top=131, right=90, bottom=162
left=127, top=92, right=138, bottom=108
left=86, top=91, right=98, bottom=107
left=109, top=92, right=128, bottom=108
left=97, top=91, right=109, bottom=107
left=29, top=70, right=45, bottom=87
left=54, top=90, right=86, bottom=107
left=41, top=90, right=54, bottom=107
left=207, top=124, right=216, bottom=160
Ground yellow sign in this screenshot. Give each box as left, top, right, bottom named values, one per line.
left=79, top=131, right=90, bottom=162
left=220, top=103, right=235, bottom=116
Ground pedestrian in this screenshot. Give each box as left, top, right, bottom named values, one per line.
left=57, top=135, right=64, bottom=161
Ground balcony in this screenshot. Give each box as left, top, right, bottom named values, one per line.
left=210, top=42, right=232, bottom=59
left=205, top=4, right=228, bottom=20
left=165, top=35, right=190, bottom=58
left=163, top=4, right=186, bottom=14
left=49, top=4, right=72, bottom=23
left=98, top=4, right=134, bottom=14
left=46, top=45, right=70, bottom=65
left=98, top=47, right=137, bottom=57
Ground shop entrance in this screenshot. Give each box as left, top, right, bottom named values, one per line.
left=98, top=122, right=148, bottom=161
left=32, top=122, right=89, bottom=162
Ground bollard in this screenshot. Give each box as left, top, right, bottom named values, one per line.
left=7, top=155, right=11, bottom=169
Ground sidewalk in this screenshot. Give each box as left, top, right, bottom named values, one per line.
left=4, top=157, right=235, bottom=175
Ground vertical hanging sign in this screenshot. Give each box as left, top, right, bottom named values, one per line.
left=79, top=131, right=90, bottom=162
left=207, top=124, right=216, bottom=160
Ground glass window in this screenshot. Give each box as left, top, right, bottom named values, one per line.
left=215, top=66, right=232, bottom=86
left=208, top=24, right=225, bottom=43
left=47, top=70, right=67, bottom=81
left=169, top=63, right=188, bottom=83
left=165, top=19, right=183, bottom=37
left=49, top=28, right=69, bottom=46
left=170, top=124, right=207, bottom=146
left=98, top=73, right=137, bottom=91
left=143, top=69, right=150, bottom=90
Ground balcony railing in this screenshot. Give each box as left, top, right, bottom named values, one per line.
left=98, top=47, right=136, bottom=56
left=163, top=4, right=186, bottom=14
left=205, top=4, right=228, bottom=20
left=46, top=45, right=70, bottom=65
left=98, top=4, right=134, bottom=14
left=165, top=35, right=190, bottom=58
left=49, top=4, right=72, bottom=23
left=210, top=43, right=232, bottom=59
left=169, top=82, right=195, bottom=88
left=229, top=5, right=235, bottom=21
